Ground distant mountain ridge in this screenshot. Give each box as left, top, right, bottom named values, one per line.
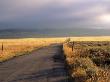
left=0, top=28, right=110, bottom=38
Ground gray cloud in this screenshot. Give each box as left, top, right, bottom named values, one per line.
left=0, top=0, right=110, bottom=29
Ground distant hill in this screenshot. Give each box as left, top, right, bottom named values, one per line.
left=0, top=28, right=110, bottom=38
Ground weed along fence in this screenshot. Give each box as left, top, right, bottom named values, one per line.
left=63, top=41, right=110, bottom=82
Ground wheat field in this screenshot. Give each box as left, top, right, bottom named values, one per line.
left=70, top=36, right=110, bottom=41
left=0, top=38, right=65, bottom=62
left=1, top=36, right=110, bottom=62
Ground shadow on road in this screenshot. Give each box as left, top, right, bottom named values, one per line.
left=0, top=44, right=71, bottom=82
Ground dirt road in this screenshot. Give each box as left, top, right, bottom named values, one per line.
left=0, top=44, right=69, bottom=82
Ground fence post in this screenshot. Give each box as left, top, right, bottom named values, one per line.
left=71, top=41, right=74, bottom=51
left=2, top=43, right=3, bottom=52
left=72, top=46, right=73, bottom=51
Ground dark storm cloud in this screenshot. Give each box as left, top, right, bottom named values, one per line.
left=0, top=0, right=110, bottom=29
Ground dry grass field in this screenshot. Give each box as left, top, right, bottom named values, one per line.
left=0, top=38, right=65, bottom=62
left=70, top=36, right=110, bottom=41
left=1, top=36, right=110, bottom=82
left=63, top=37, right=110, bottom=82
left=0, top=36, right=110, bottom=62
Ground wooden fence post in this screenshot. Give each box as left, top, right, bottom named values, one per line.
left=2, top=43, right=3, bottom=52
left=71, top=45, right=73, bottom=51
left=71, top=41, right=74, bottom=51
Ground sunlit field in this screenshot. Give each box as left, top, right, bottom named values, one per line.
left=0, top=36, right=110, bottom=81
left=0, top=38, right=65, bottom=62
left=70, top=36, right=110, bottom=41
left=63, top=37, right=110, bottom=82
left=1, top=36, right=110, bottom=62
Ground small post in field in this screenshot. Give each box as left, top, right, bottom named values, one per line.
left=72, top=41, right=74, bottom=51
left=2, top=43, right=3, bottom=52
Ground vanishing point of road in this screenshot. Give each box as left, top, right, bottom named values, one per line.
left=0, top=44, right=70, bottom=82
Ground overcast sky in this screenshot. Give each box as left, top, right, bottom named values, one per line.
left=0, top=0, right=110, bottom=29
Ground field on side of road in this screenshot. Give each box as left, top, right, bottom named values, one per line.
left=0, top=38, right=65, bottom=62
left=1, top=36, right=110, bottom=62
left=63, top=41, right=110, bottom=82
left=70, top=36, right=110, bottom=41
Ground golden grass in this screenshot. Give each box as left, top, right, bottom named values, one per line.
left=63, top=42, right=110, bottom=82
left=1, top=36, right=110, bottom=62
left=70, top=36, right=110, bottom=41
left=0, top=38, right=65, bottom=62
